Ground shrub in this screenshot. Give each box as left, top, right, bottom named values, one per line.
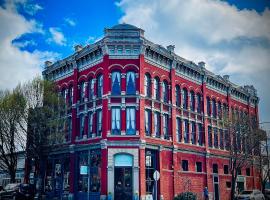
left=173, top=192, right=197, bottom=200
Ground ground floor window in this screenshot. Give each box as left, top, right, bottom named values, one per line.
left=145, top=149, right=158, bottom=196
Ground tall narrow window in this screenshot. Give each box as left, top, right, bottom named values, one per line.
left=198, top=123, right=203, bottom=146
left=162, top=81, right=168, bottom=103
left=218, top=101, right=222, bottom=119
left=80, top=81, right=85, bottom=103
left=182, top=88, right=188, bottom=109
left=111, top=71, right=121, bottom=95
left=153, top=77, right=160, bottom=100
left=182, top=160, right=189, bottom=171
left=126, top=71, right=136, bottom=95
left=191, top=121, right=196, bottom=144
left=219, top=129, right=224, bottom=149
left=163, top=114, right=169, bottom=139
left=66, top=117, right=72, bottom=141
left=97, top=75, right=103, bottom=98
left=79, top=114, right=85, bottom=139
left=197, top=93, right=202, bottom=113
left=111, top=107, right=121, bottom=135
left=214, top=128, right=218, bottom=148
left=224, top=130, right=230, bottom=150
left=88, top=112, right=93, bottom=137
left=208, top=126, right=212, bottom=147
left=144, top=74, right=151, bottom=97
left=154, top=112, right=160, bottom=137
left=175, top=85, right=181, bottom=106
left=126, top=107, right=136, bottom=135
left=212, top=99, right=217, bottom=118
left=184, top=119, right=189, bottom=143
left=190, top=91, right=195, bottom=111
left=145, top=109, right=151, bottom=136
left=68, top=86, right=73, bottom=106
left=176, top=118, right=181, bottom=142
left=96, top=109, right=102, bottom=136
left=213, top=164, right=218, bottom=174
left=207, top=97, right=211, bottom=116
left=89, top=79, right=94, bottom=100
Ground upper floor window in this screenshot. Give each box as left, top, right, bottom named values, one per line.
left=88, top=112, right=93, bottom=137
left=145, top=109, right=151, bottom=136
left=214, top=128, right=218, bottom=148
left=162, top=81, right=169, bottom=103
left=191, top=121, right=196, bottom=144
left=66, top=117, right=72, bottom=141
left=197, top=93, right=202, bottom=113
left=144, top=74, right=151, bottom=97
left=198, top=123, right=203, bottom=146
left=153, top=77, right=160, bottom=100
left=97, top=75, right=103, bottom=98
left=176, top=117, right=181, bottom=142
left=182, top=88, right=188, bottom=109
left=89, top=79, right=94, bottom=100
left=79, top=114, right=85, bottom=139
left=182, top=160, right=189, bottom=171
left=218, top=101, right=222, bottom=119
left=79, top=81, right=85, bottom=103
left=111, top=71, right=121, bottom=95
left=190, top=91, right=195, bottom=111
left=111, top=107, right=121, bottom=135
left=175, top=85, right=181, bottom=106
left=184, top=119, right=189, bottom=143
left=219, top=129, right=224, bottom=149
left=68, top=86, right=73, bottom=106
left=154, top=112, right=160, bottom=137
left=212, top=99, right=217, bottom=118
left=213, top=164, right=218, bottom=174
left=96, top=109, right=102, bottom=136
left=126, top=71, right=136, bottom=95
left=126, top=107, right=136, bottom=135
left=207, top=97, right=211, bottom=116
left=208, top=126, right=212, bottom=147
left=196, top=162, right=202, bottom=172
left=163, top=114, right=169, bottom=139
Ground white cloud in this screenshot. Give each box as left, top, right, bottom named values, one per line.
left=24, top=3, right=43, bottom=15
left=0, top=1, right=59, bottom=90
left=13, top=39, right=37, bottom=48
left=48, top=27, right=67, bottom=46
left=117, top=0, right=270, bottom=122
left=64, top=17, right=76, bottom=26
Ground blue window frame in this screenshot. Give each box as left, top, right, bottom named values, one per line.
left=126, top=71, right=136, bottom=95
left=144, top=74, right=151, bottom=97
left=126, top=107, right=136, bottom=135
left=96, top=109, right=102, bottom=136
left=111, top=71, right=121, bottom=95
left=111, top=107, right=121, bottom=135
left=145, top=109, right=151, bottom=136
left=97, top=75, right=103, bottom=98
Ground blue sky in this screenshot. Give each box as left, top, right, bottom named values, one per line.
left=0, top=0, right=270, bottom=123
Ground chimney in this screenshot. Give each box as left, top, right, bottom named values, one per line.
left=167, top=45, right=175, bottom=53
left=198, top=61, right=205, bottom=68
left=74, top=44, right=83, bottom=52
left=223, top=75, right=230, bottom=81
left=45, top=61, right=53, bottom=68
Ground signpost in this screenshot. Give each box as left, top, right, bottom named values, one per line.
left=153, top=170, right=160, bottom=200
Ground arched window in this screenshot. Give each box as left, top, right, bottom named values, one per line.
left=153, top=77, right=160, bottom=100
left=162, top=81, right=169, bottom=103
left=126, top=71, right=136, bottom=95
left=196, top=93, right=201, bottom=113
left=88, top=79, right=94, bottom=100
left=190, top=91, right=195, bottom=111
left=182, top=88, right=188, bottom=109
left=97, top=74, right=103, bottom=98
left=207, top=97, right=211, bottom=116
left=175, top=85, right=181, bottom=106
left=212, top=99, right=217, bottom=118
left=79, top=81, right=85, bottom=103
left=144, top=74, right=151, bottom=97
left=111, top=71, right=121, bottom=95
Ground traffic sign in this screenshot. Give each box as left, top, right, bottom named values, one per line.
left=153, top=170, right=160, bottom=181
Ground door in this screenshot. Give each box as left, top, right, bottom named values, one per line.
left=114, top=167, right=133, bottom=200
left=213, top=175, right=220, bottom=200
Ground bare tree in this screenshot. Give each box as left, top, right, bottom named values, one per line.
left=0, top=87, right=27, bottom=183
left=223, top=111, right=265, bottom=200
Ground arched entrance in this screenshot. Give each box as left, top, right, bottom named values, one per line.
left=114, top=154, right=133, bottom=200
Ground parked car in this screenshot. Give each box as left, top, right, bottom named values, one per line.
left=237, top=189, right=265, bottom=200
left=0, top=183, right=35, bottom=200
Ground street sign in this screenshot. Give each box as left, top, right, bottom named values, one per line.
left=153, top=170, right=160, bottom=181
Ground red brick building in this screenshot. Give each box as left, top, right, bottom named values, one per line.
left=39, top=23, right=260, bottom=200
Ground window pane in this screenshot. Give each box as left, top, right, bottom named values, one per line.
left=145, top=110, right=151, bottom=136
left=97, top=75, right=103, bottom=98
left=97, top=109, right=102, bottom=136
left=126, top=71, right=136, bottom=95
left=112, top=72, right=121, bottom=95
left=112, top=107, right=121, bottom=135
left=126, top=107, right=136, bottom=135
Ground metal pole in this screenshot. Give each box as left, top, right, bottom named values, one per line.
left=155, top=180, right=157, bottom=200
